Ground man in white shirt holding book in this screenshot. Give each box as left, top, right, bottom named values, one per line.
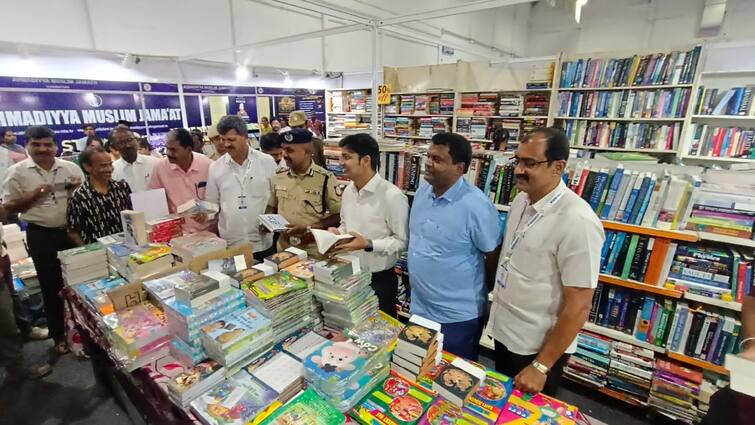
left=490, top=127, right=604, bottom=396
left=110, top=127, right=160, bottom=193
left=328, top=133, right=409, bottom=317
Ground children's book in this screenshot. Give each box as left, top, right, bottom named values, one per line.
left=351, top=372, right=436, bottom=425
left=190, top=370, right=278, bottom=425
left=495, top=389, right=581, bottom=425
left=259, top=388, right=345, bottom=425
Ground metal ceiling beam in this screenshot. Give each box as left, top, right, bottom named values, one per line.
left=378, top=0, right=537, bottom=27
left=381, top=26, right=504, bottom=60
left=179, top=23, right=367, bottom=61
left=260, top=0, right=373, bottom=25
left=81, top=0, right=98, bottom=50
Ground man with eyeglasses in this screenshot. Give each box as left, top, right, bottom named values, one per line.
left=111, top=127, right=160, bottom=193
left=489, top=127, right=604, bottom=396
left=266, top=127, right=341, bottom=257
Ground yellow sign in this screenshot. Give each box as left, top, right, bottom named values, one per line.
left=377, top=84, right=391, bottom=105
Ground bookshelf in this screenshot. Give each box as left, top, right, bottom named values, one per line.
left=666, top=351, right=729, bottom=375
left=598, top=274, right=682, bottom=298
left=600, top=220, right=698, bottom=242
left=380, top=91, right=456, bottom=143
left=583, top=322, right=666, bottom=353
left=324, top=88, right=375, bottom=141
left=554, top=46, right=703, bottom=155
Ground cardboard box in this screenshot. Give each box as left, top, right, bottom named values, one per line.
left=180, top=243, right=254, bottom=274
left=108, top=264, right=188, bottom=311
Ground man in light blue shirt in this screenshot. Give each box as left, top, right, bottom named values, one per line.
left=409, top=132, right=502, bottom=361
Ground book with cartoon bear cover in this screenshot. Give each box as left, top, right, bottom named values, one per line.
left=303, top=338, right=382, bottom=385
left=350, top=372, right=436, bottom=425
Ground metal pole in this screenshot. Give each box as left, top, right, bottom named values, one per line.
left=371, top=22, right=379, bottom=139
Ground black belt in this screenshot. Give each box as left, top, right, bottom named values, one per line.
left=26, top=223, right=66, bottom=232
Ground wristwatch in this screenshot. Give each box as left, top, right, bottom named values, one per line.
left=365, top=240, right=374, bottom=252
left=531, top=360, right=550, bottom=375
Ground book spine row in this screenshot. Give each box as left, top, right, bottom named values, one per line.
left=686, top=124, right=755, bottom=159
left=557, top=88, right=690, bottom=119
left=561, top=120, right=681, bottom=151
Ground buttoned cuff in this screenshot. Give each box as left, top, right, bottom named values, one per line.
left=371, top=238, right=388, bottom=254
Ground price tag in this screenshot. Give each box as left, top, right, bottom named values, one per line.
left=377, top=84, right=391, bottom=105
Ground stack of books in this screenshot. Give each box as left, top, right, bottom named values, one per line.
left=665, top=302, right=741, bottom=366
left=303, top=330, right=390, bottom=412
left=229, top=263, right=276, bottom=289
left=668, top=245, right=737, bottom=300
left=459, top=93, right=498, bottom=116
left=395, top=117, right=411, bottom=136
left=497, top=389, right=584, bottom=424
left=164, top=288, right=246, bottom=366
left=142, top=270, right=193, bottom=307
left=174, top=271, right=232, bottom=308
left=73, top=276, right=130, bottom=315
left=279, top=327, right=328, bottom=361
left=125, top=244, right=174, bottom=281
left=430, top=357, right=485, bottom=407
left=10, top=257, right=38, bottom=294
left=417, top=351, right=514, bottom=423
left=685, top=183, right=755, bottom=239
left=166, top=359, right=225, bottom=407
left=440, top=93, right=455, bottom=115
left=523, top=92, right=549, bottom=116
left=147, top=216, right=184, bottom=243
left=201, top=306, right=273, bottom=368
left=350, top=373, right=435, bottom=425
left=606, top=341, right=655, bottom=405
left=313, top=262, right=378, bottom=330
left=498, top=94, right=523, bottom=117
left=102, top=302, right=170, bottom=368
left=695, top=85, right=755, bottom=116
left=259, top=388, right=344, bottom=425
left=648, top=359, right=704, bottom=423
left=262, top=247, right=307, bottom=272
left=244, top=272, right=313, bottom=341
left=190, top=368, right=279, bottom=425
left=383, top=117, right=397, bottom=135
left=528, top=62, right=554, bottom=89
left=245, top=348, right=306, bottom=403
left=58, top=243, right=108, bottom=286
left=400, top=96, right=415, bottom=114
left=391, top=315, right=442, bottom=382
left=3, top=224, right=27, bottom=260
left=170, top=231, right=227, bottom=263
left=564, top=331, right=611, bottom=388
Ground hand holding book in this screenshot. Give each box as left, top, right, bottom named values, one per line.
left=329, top=231, right=367, bottom=255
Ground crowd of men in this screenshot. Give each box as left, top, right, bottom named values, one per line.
left=3, top=113, right=751, bottom=399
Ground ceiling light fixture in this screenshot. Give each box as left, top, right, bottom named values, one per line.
left=235, top=64, right=249, bottom=80
left=575, top=0, right=589, bottom=24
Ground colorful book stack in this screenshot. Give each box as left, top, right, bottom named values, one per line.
left=568, top=163, right=700, bottom=231
left=201, top=306, right=273, bottom=368
left=259, top=388, right=344, bottom=425
left=166, top=359, right=225, bottom=407
left=396, top=117, right=411, bottom=136
left=383, top=117, right=397, bottom=135
left=686, top=124, right=755, bottom=158
left=400, top=96, right=415, bottom=114
left=351, top=373, right=436, bottom=425
left=190, top=368, right=279, bottom=425
left=430, top=357, right=485, bottom=408
left=440, top=94, right=455, bottom=115
left=418, top=352, right=514, bottom=424
left=58, top=242, right=108, bottom=286
left=164, top=288, right=246, bottom=366
left=496, top=389, right=584, bottom=424
left=527, top=62, right=554, bottom=89
left=523, top=92, right=549, bottom=116
left=458, top=93, right=498, bottom=116
left=498, top=94, right=523, bottom=117
left=278, top=327, right=328, bottom=361
left=456, top=117, right=487, bottom=139
left=142, top=270, right=197, bottom=307
left=665, top=302, right=741, bottom=366
left=384, top=95, right=399, bottom=114
left=147, top=216, right=184, bottom=243
left=73, top=276, right=130, bottom=315
left=668, top=244, right=742, bottom=301
left=262, top=247, right=307, bottom=273
left=559, top=46, right=701, bottom=88
left=561, top=120, right=681, bottom=151
left=392, top=315, right=443, bottom=382
left=599, top=231, right=676, bottom=286
left=695, top=85, right=755, bottom=116
left=170, top=231, right=228, bottom=263
left=685, top=183, right=755, bottom=239
left=244, top=348, right=306, bottom=403
left=590, top=285, right=676, bottom=347
left=102, top=302, right=170, bottom=368
left=125, top=243, right=174, bottom=281
left=313, top=263, right=378, bottom=330
left=648, top=359, right=704, bottom=423
left=303, top=329, right=390, bottom=411
left=557, top=88, right=690, bottom=119
left=606, top=341, right=655, bottom=405
left=244, top=272, right=314, bottom=341
left=3, top=223, right=27, bottom=260
left=564, top=331, right=611, bottom=388
left=174, top=271, right=232, bottom=308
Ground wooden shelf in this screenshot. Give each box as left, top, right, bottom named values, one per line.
left=601, top=220, right=699, bottom=242
left=555, top=116, right=685, bottom=122
left=666, top=351, right=729, bottom=375
left=583, top=322, right=666, bottom=353
left=700, top=70, right=755, bottom=77
left=558, top=84, right=693, bottom=91
left=691, top=114, right=755, bottom=120
left=598, top=274, right=683, bottom=298
left=326, top=111, right=371, bottom=115
left=569, top=145, right=677, bottom=154
left=457, top=115, right=548, bottom=120
left=383, top=114, right=453, bottom=118
left=681, top=155, right=755, bottom=164
left=683, top=292, right=742, bottom=312
left=383, top=134, right=433, bottom=139
left=697, top=232, right=755, bottom=248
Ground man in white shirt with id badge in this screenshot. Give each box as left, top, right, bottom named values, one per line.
left=490, top=128, right=604, bottom=396
left=206, top=115, right=278, bottom=261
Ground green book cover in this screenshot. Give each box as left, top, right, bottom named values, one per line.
left=730, top=248, right=740, bottom=299
left=726, top=320, right=742, bottom=355
left=620, top=235, right=640, bottom=279
left=654, top=299, right=674, bottom=347
left=494, top=167, right=505, bottom=205
left=260, top=388, right=344, bottom=425
left=596, top=169, right=614, bottom=217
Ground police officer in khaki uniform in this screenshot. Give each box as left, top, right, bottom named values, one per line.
left=266, top=128, right=341, bottom=256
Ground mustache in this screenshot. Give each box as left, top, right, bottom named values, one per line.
left=515, top=174, right=528, bottom=181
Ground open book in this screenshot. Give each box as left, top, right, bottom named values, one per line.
left=311, top=229, right=354, bottom=255
left=176, top=199, right=219, bottom=215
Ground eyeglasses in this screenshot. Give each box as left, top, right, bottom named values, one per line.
left=509, top=156, right=550, bottom=169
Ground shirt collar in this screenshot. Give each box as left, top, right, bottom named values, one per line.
left=528, top=180, right=567, bottom=213
left=360, top=173, right=382, bottom=194
left=431, top=176, right=465, bottom=202
left=288, top=161, right=315, bottom=177
left=27, top=157, right=61, bottom=170
left=224, top=145, right=254, bottom=168
left=169, top=153, right=200, bottom=173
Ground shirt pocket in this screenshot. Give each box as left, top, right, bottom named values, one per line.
left=510, top=238, right=556, bottom=282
